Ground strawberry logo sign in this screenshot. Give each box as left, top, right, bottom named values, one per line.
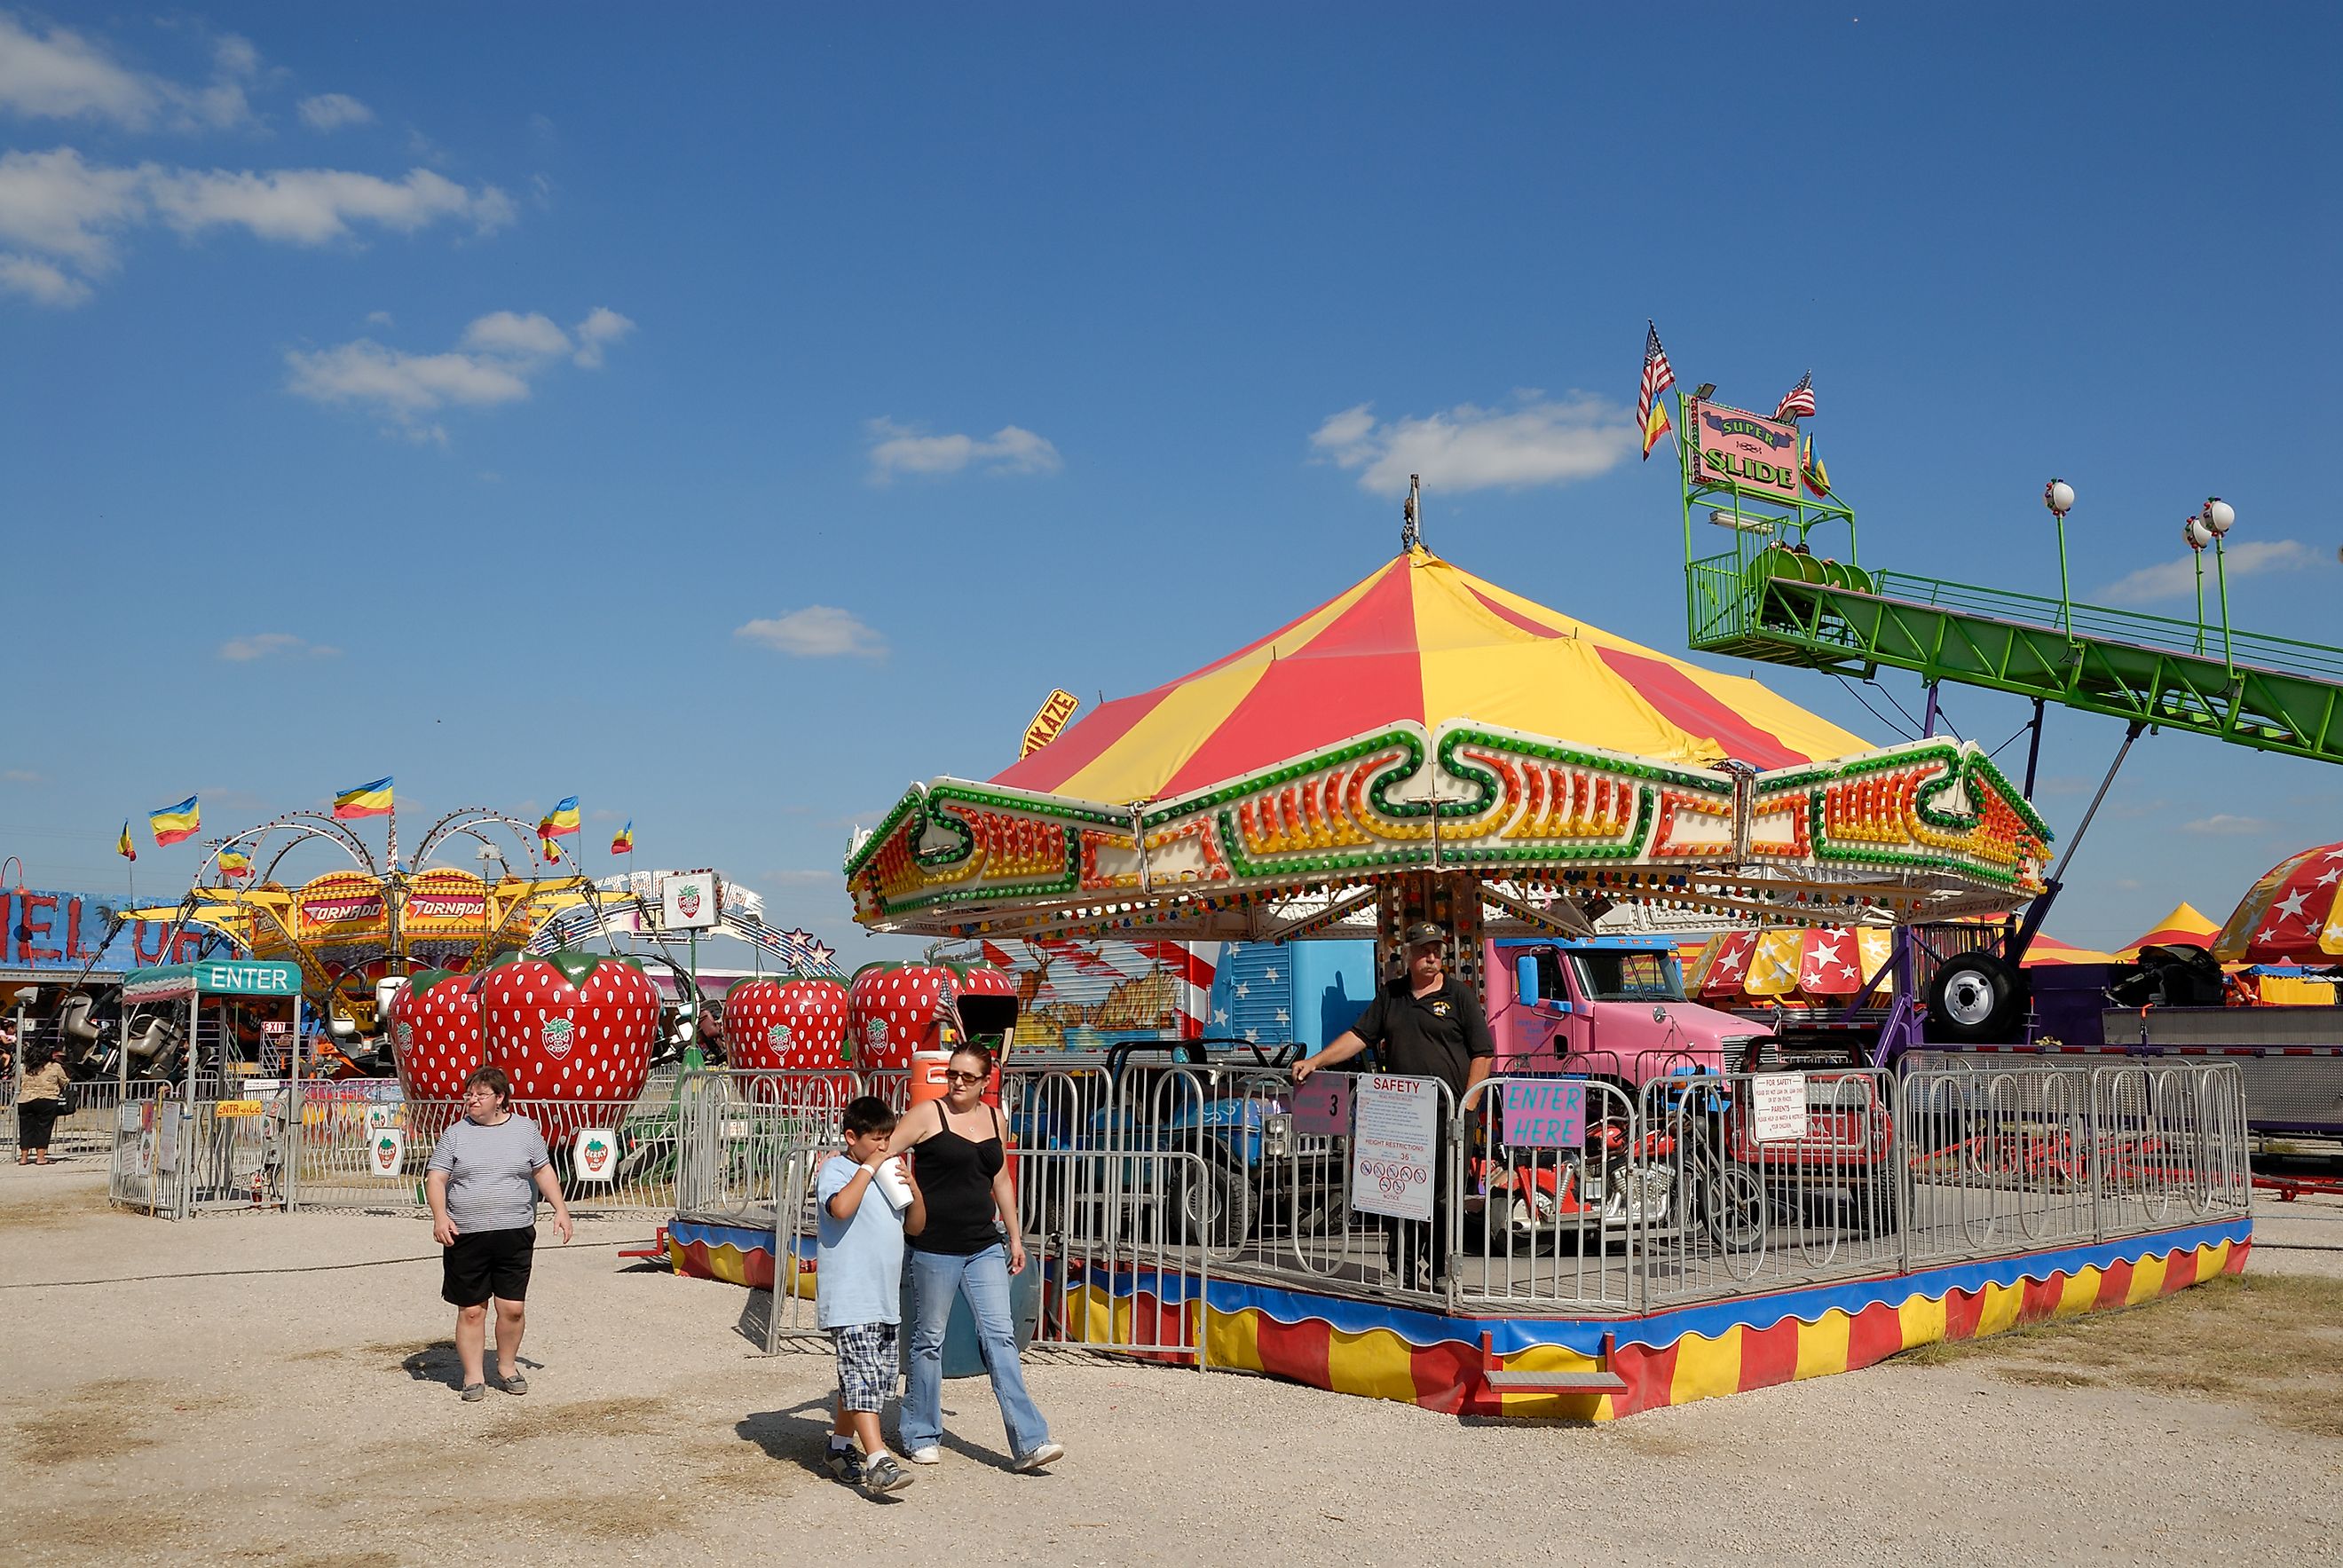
left=677, top=884, right=701, bottom=920
left=575, top=1128, right=615, bottom=1180
left=478, top=950, right=659, bottom=1146
left=394, top=1022, right=412, bottom=1049
left=368, top=1127, right=406, bottom=1178
left=846, top=960, right=1019, bottom=1075
left=721, top=975, right=849, bottom=1071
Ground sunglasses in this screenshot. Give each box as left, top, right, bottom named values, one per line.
left=943, top=1068, right=988, bottom=1084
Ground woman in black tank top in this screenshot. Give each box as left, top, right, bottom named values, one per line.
left=888, top=1044, right=1061, bottom=1472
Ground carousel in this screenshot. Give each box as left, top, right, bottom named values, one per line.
left=816, top=523, right=2255, bottom=1423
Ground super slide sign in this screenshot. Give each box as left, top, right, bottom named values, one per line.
left=1691, top=399, right=1801, bottom=501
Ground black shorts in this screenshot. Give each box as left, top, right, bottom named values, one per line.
left=442, top=1225, right=536, bottom=1306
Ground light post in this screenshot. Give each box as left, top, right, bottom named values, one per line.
left=2044, top=479, right=2077, bottom=637
left=477, top=844, right=508, bottom=967
left=2182, top=514, right=2213, bottom=653
left=2203, top=497, right=2236, bottom=679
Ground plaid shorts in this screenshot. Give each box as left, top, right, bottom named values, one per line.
left=830, top=1322, right=899, bottom=1412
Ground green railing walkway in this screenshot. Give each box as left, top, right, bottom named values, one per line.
left=1686, top=546, right=2343, bottom=766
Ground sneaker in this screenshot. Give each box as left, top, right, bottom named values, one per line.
left=1012, top=1441, right=1066, bottom=1472
left=901, top=1446, right=942, bottom=1465
left=824, top=1445, right=865, bottom=1485
left=863, top=1454, right=914, bottom=1495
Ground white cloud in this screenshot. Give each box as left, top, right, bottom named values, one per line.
left=286, top=340, right=532, bottom=418
left=217, top=632, right=342, bottom=662
left=2096, top=540, right=2323, bottom=606
left=461, top=309, right=571, bottom=359
left=866, top=418, right=1061, bottom=481
left=364, top=308, right=393, bottom=327
left=735, top=607, right=888, bottom=659
left=1309, top=391, right=1637, bottom=497
left=0, top=12, right=254, bottom=131
left=0, top=147, right=143, bottom=267
left=287, top=306, right=633, bottom=433
left=297, top=92, right=374, bottom=131
left=0, top=147, right=514, bottom=307
left=0, top=250, right=88, bottom=305
left=145, top=165, right=513, bottom=245
left=2181, top=814, right=2268, bottom=836
left=1, top=768, right=39, bottom=783
left=572, top=305, right=633, bottom=368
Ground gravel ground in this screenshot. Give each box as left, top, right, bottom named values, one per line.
left=2, top=1162, right=2338, bottom=1567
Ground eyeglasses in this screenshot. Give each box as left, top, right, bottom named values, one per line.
left=943, top=1069, right=987, bottom=1084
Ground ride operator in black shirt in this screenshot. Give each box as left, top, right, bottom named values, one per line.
left=1292, top=922, right=1493, bottom=1289
left=1293, top=922, right=1495, bottom=1098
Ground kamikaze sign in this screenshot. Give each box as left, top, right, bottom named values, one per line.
left=1692, top=400, right=1801, bottom=500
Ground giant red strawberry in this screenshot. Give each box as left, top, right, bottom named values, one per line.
left=478, top=949, right=659, bottom=1144
left=722, top=974, right=851, bottom=1071
left=384, top=970, right=483, bottom=1143
left=846, top=960, right=1020, bottom=1075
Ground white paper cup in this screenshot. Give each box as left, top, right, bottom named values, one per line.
left=872, top=1156, right=913, bottom=1213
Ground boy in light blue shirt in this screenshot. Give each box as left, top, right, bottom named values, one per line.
left=816, top=1096, right=919, bottom=1496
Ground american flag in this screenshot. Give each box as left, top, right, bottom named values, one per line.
left=1635, top=322, right=1676, bottom=461
left=1774, top=370, right=1816, bottom=422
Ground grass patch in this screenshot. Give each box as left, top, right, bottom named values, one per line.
left=8, top=1376, right=228, bottom=1468
left=508, top=1493, right=668, bottom=1540
left=1889, top=1271, right=2343, bottom=1438
left=475, top=1393, right=685, bottom=1450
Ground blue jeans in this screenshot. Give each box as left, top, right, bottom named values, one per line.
left=902, top=1244, right=1050, bottom=1457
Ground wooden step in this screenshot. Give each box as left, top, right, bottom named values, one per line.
left=1477, top=1328, right=1625, bottom=1397
left=1481, top=1367, right=1626, bottom=1393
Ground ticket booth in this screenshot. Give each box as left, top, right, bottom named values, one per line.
left=108, top=958, right=305, bottom=1219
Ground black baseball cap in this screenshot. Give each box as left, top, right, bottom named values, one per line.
left=1401, top=922, right=1447, bottom=949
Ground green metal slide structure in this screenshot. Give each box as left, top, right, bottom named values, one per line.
left=1676, top=398, right=2343, bottom=766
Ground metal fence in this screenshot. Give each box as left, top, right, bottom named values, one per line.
left=103, top=1072, right=709, bottom=1220
left=6, top=1076, right=170, bottom=1158
left=676, top=1055, right=2252, bottom=1349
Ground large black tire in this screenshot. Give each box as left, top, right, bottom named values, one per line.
left=1926, top=952, right=2026, bottom=1044
left=1692, top=1154, right=1768, bottom=1252
left=1853, top=1162, right=1903, bottom=1238
left=1174, top=1158, right=1252, bottom=1249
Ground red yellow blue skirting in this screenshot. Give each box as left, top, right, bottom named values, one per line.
left=667, top=1215, right=2249, bottom=1418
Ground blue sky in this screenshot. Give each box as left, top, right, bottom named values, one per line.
left=1, top=4, right=2338, bottom=955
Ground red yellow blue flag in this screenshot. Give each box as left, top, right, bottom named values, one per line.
left=149, top=796, right=200, bottom=847
left=116, top=821, right=137, bottom=863
left=218, top=849, right=254, bottom=880
left=611, top=820, right=635, bottom=855
left=334, top=776, right=394, bottom=820
left=1800, top=433, right=1831, bottom=498
left=540, top=796, right=581, bottom=839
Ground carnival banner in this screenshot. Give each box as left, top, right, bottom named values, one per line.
left=0, top=886, right=213, bottom=973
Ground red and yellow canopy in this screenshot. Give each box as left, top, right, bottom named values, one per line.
left=993, top=547, right=1869, bottom=804
left=2119, top=902, right=2221, bottom=958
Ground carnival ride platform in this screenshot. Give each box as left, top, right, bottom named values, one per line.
left=666, top=1203, right=2250, bottom=1420
left=667, top=1115, right=2252, bottom=1424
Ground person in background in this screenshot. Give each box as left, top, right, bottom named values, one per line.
left=15, top=1046, right=68, bottom=1166
left=886, top=1041, right=1064, bottom=1472
left=424, top=1066, right=574, bottom=1401
left=816, top=1095, right=918, bottom=1497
